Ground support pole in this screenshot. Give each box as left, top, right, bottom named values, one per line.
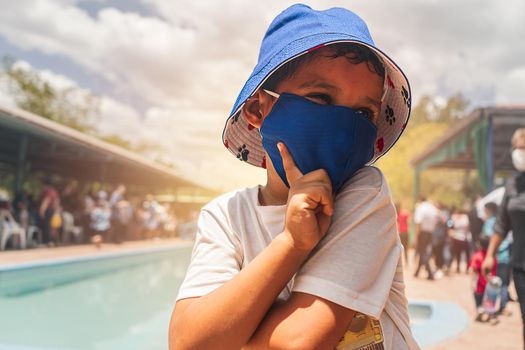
left=413, top=168, right=421, bottom=205
left=14, top=134, right=28, bottom=193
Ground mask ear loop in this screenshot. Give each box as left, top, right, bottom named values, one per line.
left=254, top=90, right=281, bottom=136
left=263, top=89, right=281, bottom=99
left=380, top=61, right=388, bottom=104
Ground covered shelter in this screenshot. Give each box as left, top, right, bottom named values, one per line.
left=411, top=107, right=525, bottom=199
left=0, top=104, right=205, bottom=195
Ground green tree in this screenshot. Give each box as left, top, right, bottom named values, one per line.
left=2, top=56, right=98, bottom=133
left=377, top=93, right=472, bottom=209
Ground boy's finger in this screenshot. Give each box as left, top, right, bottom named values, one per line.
left=319, top=192, right=334, bottom=217
left=277, top=142, right=303, bottom=185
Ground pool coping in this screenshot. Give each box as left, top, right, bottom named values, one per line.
left=0, top=241, right=194, bottom=272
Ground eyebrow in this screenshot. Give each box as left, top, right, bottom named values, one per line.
left=364, top=96, right=381, bottom=110
left=298, top=80, right=341, bottom=92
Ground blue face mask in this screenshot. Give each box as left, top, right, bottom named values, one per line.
left=260, top=91, right=378, bottom=193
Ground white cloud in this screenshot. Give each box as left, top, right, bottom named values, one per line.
left=0, top=76, right=16, bottom=108
left=2, top=60, right=146, bottom=150
left=0, top=0, right=524, bottom=190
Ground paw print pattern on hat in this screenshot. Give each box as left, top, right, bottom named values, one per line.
left=231, top=113, right=241, bottom=125
left=385, top=105, right=395, bottom=125
left=402, top=86, right=411, bottom=108
left=236, top=144, right=250, bottom=162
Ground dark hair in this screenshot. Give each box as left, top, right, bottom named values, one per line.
left=484, top=202, right=498, bottom=216
left=261, top=43, right=385, bottom=91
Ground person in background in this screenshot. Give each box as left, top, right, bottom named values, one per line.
left=482, top=202, right=512, bottom=316
left=413, top=197, right=439, bottom=280
left=13, top=191, right=29, bottom=232
left=396, top=202, right=410, bottom=265
left=48, top=199, right=63, bottom=245
left=450, top=207, right=472, bottom=273
left=109, top=184, right=127, bottom=243
left=112, top=198, right=133, bottom=243
left=483, top=128, right=525, bottom=347
left=38, top=179, right=61, bottom=246
left=470, top=236, right=498, bottom=323
left=468, top=196, right=484, bottom=249
left=80, top=190, right=96, bottom=243
left=142, top=194, right=160, bottom=239
left=89, top=191, right=111, bottom=248
left=110, top=184, right=126, bottom=208
left=128, top=196, right=142, bottom=240
left=432, top=202, right=449, bottom=279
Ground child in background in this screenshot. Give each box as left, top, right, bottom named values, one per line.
left=482, top=202, right=513, bottom=316
left=470, top=236, right=498, bottom=322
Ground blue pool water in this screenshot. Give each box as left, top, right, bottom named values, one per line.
left=0, top=245, right=192, bottom=350
left=0, top=244, right=467, bottom=349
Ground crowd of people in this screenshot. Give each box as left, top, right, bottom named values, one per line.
left=401, top=128, right=525, bottom=340
left=1, top=181, right=196, bottom=249
left=400, top=198, right=512, bottom=322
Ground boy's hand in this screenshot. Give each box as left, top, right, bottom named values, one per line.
left=278, top=142, right=334, bottom=251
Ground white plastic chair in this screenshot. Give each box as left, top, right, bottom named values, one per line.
left=26, top=225, right=42, bottom=247
left=62, top=211, right=83, bottom=244
left=0, top=209, right=26, bottom=250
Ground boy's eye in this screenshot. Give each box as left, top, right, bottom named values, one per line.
left=305, top=93, right=332, bottom=105
left=356, top=108, right=377, bottom=124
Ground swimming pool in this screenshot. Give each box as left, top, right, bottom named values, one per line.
left=0, top=244, right=193, bottom=350
left=0, top=245, right=467, bottom=349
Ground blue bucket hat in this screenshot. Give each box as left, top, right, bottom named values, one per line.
left=222, top=4, right=411, bottom=168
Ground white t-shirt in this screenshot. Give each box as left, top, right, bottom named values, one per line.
left=451, top=213, right=471, bottom=241
left=177, top=166, right=420, bottom=350
left=413, top=201, right=439, bottom=233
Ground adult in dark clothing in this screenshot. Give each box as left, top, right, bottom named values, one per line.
left=483, top=128, right=525, bottom=348
left=432, top=204, right=448, bottom=274
left=38, top=182, right=61, bottom=244
left=468, top=199, right=484, bottom=247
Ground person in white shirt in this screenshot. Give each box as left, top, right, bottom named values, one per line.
left=169, top=4, right=419, bottom=350
left=413, top=198, right=440, bottom=280
left=450, top=208, right=472, bottom=273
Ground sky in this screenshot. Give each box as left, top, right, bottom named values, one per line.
left=0, top=0, right=524, bottom=190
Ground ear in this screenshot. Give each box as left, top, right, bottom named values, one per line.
left=241, top=89, right=276, bottom=129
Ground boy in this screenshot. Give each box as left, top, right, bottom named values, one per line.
left=170, top=4, right=418, bottom=350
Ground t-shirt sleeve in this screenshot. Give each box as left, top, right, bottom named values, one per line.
left=176, top=207, right=243, bottom=301
left=292, top=167, right=401, bottom=319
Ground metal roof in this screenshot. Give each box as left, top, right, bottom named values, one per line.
left=411, top=106, right=525, bottom=171
left=0, top=104, right=202, bottom=191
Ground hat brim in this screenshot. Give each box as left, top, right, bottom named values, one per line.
left=222, top=39, right=411, bottom=169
